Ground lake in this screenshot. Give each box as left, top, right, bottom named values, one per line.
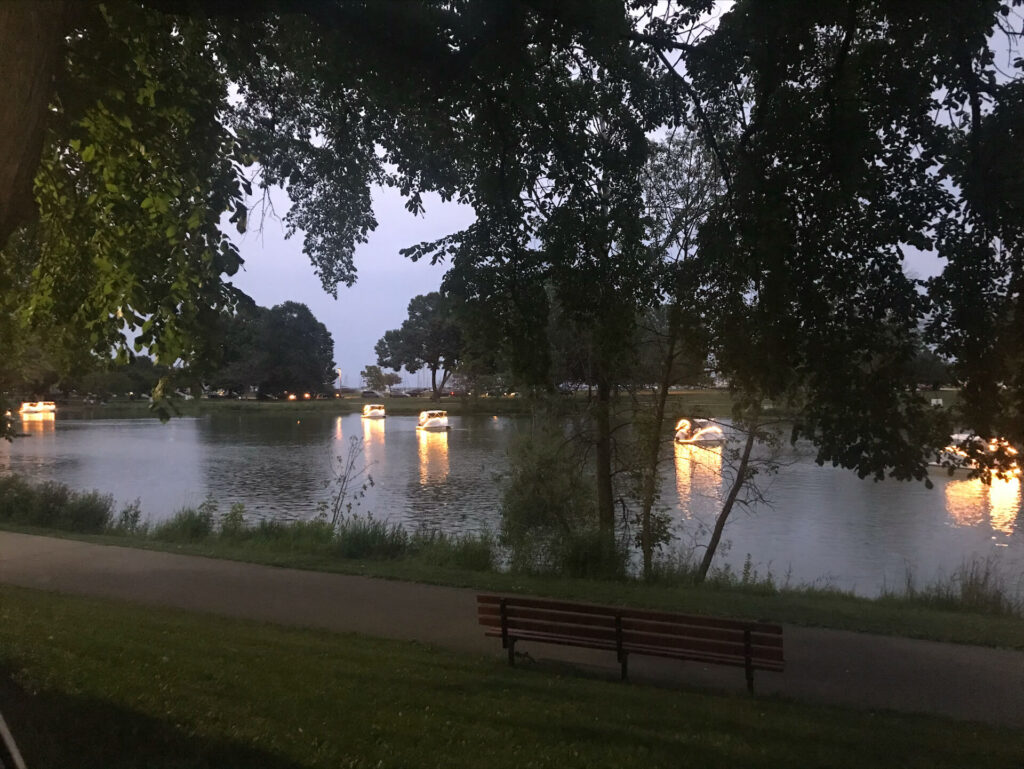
left=2, top=411, right=1021, bottom=596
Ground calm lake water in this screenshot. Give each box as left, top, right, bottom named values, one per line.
left=3, top=412, right=1021, bottom=596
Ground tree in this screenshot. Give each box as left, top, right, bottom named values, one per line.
left=655, top=0, right=1022, bottom=480
left=1, top=0, right=1022, bottom=497
left=360, top=365, right=401, bottom=393
left=202, top=302, right=335, bottom=396
left=376, top=293, right=461, bottom=400
left=253, top=302, right=336, bottom=396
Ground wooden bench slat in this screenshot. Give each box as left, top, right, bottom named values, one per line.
left=484, top=628, right=618, bottom=653
left=621, top=630, right=784, bottom=663
left=620, top=617, right=784, bottom=648
left=478, top=594, right=780, bottom=634
left=618, top=618, right=778, bottom=651
left=479, top=615, right=620, bottom=643
left=485, top=605, right=618, bottom=629
left=622, top=643, right=785, bottom=671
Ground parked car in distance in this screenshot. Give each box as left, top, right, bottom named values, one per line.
left=361, top=390, right=382, bottom=398
left=388, top=391, right=411, bottom=397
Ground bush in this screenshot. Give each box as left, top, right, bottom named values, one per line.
left=333, top=514, right=408, bottom=559
left=551, top=528, right=626, bottom=580
left=153, top=499, right=216, bottom=543
left=109, top=499, right=146, bottom=536
left=248, top=517, right=335, bottom=549
left=219, top=503, right=249, bottom=540
left=0, top=474, right=113, bottom=533
left=500, top=423, right=601, bottom=575
left=883, top=559, right=1023, bottom=617
left=414, top=530, right=497, bottom=572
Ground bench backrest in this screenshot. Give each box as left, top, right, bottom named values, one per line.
left=477, top=594, right=783, bottom=671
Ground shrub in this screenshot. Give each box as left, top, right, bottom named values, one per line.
left=551, top=528, right=626, bottom=580
left=499, top=423, right=600, bottom=575
left=0, top=475, right=113, bottom=533
left=414, top=530, right=497, bottom=572
left=883, top=559, right=1023, bottom=617
left=249, top=517, right=335, bottom=549
left=110, top=498, right=146, bottom=536
left=219, top=503, right=249, bottom=540
left=153, top=498, right=216, bottom=543
left=333, top=514, right=408, bottom=559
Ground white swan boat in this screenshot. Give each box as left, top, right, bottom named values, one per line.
left=932, top=434, right=1021, bottom=478
left=361, top=403, right=386, bottom=419
left=417, top=410, right=449, bottom=431
left=674, top=418, right=725, bottom=444
left=19, top=401, right=56, bottom=415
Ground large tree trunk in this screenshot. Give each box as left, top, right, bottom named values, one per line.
left=594, top=377, right=615, bottom=545
left=0, top=1, right=72, bottom=247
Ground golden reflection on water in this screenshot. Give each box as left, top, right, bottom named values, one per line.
left=945, top=476, right=1020, bottom=535
left=674, top=441, right=723, bottom=512
left=20, top=412, right=55, bottom=434
left=362, top=417, right=385, bottom=463
left=417, top=429, right=449, bottom=485
left=334, top=416, right=343, bottom=442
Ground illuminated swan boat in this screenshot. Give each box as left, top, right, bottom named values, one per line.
left=674, top=418, right=725, bottom=444
left=417, top=410, right=449, bottom=431
left=361, top=403, right=386, bottom=419
left=934, top=434, right=1021, bottom=479
left=19, top=401, right=56, bottom=414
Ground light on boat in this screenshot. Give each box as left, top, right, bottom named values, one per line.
left=19, top=401, right=56, bottom=414
left=674, top=418, right=724, bottom=444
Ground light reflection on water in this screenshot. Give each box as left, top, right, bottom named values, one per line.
left=945, top=476, right=1021, bottom=538
left=19, top=413, right=56, bottom=435
left=0, top=412, right=1020, bottom=594
left=417, top=429, right=449, bottom=486
left=673, top=442, right=724, bottom=519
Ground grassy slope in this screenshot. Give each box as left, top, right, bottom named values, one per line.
left=1, top=585, right=1020, bottom=769
left=3, top=522, right=1023, bottom=649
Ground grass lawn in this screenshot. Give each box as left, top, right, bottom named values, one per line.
left=0, top=585, right=1020, bottom=769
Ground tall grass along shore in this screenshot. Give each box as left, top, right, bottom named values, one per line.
left=0, top=473, right=1021, bottom=649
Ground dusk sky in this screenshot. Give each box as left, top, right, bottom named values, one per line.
left=228, top=178, right=943, bottom=392
left=229, top=185, right=474, bottom=389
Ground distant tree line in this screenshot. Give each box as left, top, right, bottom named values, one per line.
left=1, top=300, right=335, bottom=401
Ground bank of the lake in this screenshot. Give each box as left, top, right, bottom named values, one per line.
left=2, top=520, right=1021, bottom=650
left=3, top=406, right=1016, bottom=595
left=3, top=584, right=1018, bottom=768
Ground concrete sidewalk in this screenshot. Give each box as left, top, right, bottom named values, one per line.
left=1, top=531, right=1021, bottom=728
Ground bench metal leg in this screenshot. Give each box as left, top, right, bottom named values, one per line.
left=743, top=629, right=754, bottom=694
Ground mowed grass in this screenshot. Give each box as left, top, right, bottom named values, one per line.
left=0, top=585, right=1021, bottom=769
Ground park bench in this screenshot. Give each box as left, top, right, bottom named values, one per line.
left=476, top=594, right=783, bottom=693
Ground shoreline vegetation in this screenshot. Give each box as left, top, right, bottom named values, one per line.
left=0, top=473, right=1020, bottom=650
left=34, top=386, right=961, bottom=421
left=4, top=585, right=1021, bottom=769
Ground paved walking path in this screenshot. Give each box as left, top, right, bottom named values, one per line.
left=1, top=531, right=1021, bottom=728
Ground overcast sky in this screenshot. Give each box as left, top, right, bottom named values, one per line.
left=229, top=186, right=473, bottom=389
